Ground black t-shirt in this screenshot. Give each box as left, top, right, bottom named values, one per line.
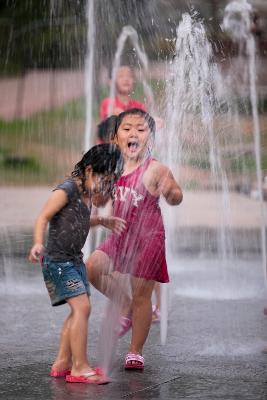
left=45, top=178, right=91, bottom=263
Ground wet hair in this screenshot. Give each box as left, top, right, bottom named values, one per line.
left=97, top=115, right=117, bottom=143
left=71, top=144, right=124, bottom=193
left=112, top=108, right=156, bottom=140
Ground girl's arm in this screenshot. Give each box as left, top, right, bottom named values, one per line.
left=28, top=189, right=68, bottom=262
left=160, top=167, right=183, bottom=205
left=90, top=215, right=126, bottom=235
left=146, top=162, right=183, bottom=206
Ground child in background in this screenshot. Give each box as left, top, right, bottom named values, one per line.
left=87, top=109, right=183, bottom=370
left=96, top=115, right=117, bottom=144
left=29, top=144, right=125, bottom=384
left=99, top=65, right=146, bottom=121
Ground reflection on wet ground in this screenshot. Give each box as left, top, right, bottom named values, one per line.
left=0, top=256, right=267, bottom=399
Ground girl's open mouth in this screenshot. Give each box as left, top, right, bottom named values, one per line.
left=128, top=142, right=138, bottom=152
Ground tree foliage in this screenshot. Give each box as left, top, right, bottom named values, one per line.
left=0, top=0, right=87, bottom=73
left=1, top=0, right=254, bottom=75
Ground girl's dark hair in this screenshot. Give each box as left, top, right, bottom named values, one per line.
left=71, top=144, right=124, bottom=192
left=97, top=115, right=117, bottom=143
left=112, top=108, right=156, bottom=140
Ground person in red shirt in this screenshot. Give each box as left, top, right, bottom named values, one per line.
left=99, top=65, right=146, bottom=121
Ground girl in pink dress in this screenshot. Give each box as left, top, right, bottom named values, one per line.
left=86, top=108, right=183, bottom=370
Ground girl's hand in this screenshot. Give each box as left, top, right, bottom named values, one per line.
left=100, top=216, right=127, bottom=235
left=29, top=243, right=44, bottom=263
left=144, top=161, right=183, bottom=206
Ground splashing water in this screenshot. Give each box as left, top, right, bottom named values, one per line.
left=84, top=0, right=95, bottom=152
left=82, top=0, right=95, bottom=261
left=158, top=9, right=267, bottom=341
left=162, top=7, right=266, bottom=274
left=223, top=0, right=252, bottom=42
left=222, top=0, right=267, bottom=283
left=160, top=12, right=231, bottom=343
left=162, top=12, right=235, bottom=263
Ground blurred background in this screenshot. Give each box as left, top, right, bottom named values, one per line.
left=0, top=0, right=266, bottom=189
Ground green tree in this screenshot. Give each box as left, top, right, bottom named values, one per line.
left=0, top=0, right=87, bottom=74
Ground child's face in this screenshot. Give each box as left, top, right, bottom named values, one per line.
left=90, top=174, right=114, bottom=207
left=115, top=114, right=151, bottom=161
left=84, top=168, right=116, bottom=195
left=115, top=66, right=134, bottom=96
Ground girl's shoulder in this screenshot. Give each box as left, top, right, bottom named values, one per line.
left=143, top=159, right=169, bottom=193
left=54, top=178, right=79, bottom=200
left=146, top=159, right=169, bottom=177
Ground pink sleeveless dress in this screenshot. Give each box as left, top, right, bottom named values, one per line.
left=98, top=157, right=169, bottom=283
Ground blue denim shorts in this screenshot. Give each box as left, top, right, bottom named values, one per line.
left=42, top=257, right=90, bottom=307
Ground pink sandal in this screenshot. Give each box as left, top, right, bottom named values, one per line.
left=65, top=367, right=110, bottom=385
left=152, top=305, right=160, bottom=323
left=117, top=316, right=132, bottom=337
left=124, top=353, right=145, bottom=370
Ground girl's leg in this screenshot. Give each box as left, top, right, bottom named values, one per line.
left=66, top=293, right=93, bottom=376
left=87, top=250, right=131, bottom=315
left=51, top=314, right=72, bottom=372
left=128, top=277, right=155, bottom=355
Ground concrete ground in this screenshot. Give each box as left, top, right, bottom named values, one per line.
left=0, top=256, right=267, bottom=400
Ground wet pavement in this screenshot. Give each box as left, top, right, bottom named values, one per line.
left=1, top=256, right=267, bottom=400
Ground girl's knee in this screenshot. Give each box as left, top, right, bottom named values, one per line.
left=132, top=292, right=151, bottom=308
left=68, top=295, right=91, bottom=317
left=86, top=251, right=113, bottom=283
left=86, top=256, right=94, bottom=278
left=87, top=261, right=96, bottom=283
left=81, top=300, right=91, bottom=317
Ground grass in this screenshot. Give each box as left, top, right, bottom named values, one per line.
left=0, top=98, right=88, bottom=185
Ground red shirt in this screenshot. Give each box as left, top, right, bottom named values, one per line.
left=99, top=96, right=146, bottom=120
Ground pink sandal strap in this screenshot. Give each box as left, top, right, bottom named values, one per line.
left=65, top=368, right=111, bottom=384
left=152, top=304, right=160, bottom=322
left=50, top=368, right=71, bottom=378
left=124, top=353, right=145, bottom=369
